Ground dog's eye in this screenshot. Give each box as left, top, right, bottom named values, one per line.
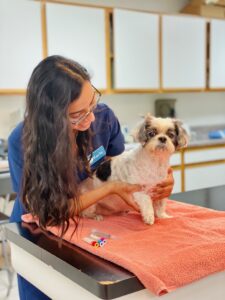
left=148, top=129, right=157, bottom=137
left=167, top=132, right=175, bottom=139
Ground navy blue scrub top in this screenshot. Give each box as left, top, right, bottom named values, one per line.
left=8, top=103, right=125, bottom=223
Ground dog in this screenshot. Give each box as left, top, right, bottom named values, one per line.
left=81, top=114, right=188, bottom=224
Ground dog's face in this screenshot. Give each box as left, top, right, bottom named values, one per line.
left=134, top=114, right=188, bottom=154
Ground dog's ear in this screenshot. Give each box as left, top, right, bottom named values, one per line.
left=132, top=114, right=153, bottom=144
left=173, top=120, right=189, bottom=150
left=145, top=113, right=153, bottom=120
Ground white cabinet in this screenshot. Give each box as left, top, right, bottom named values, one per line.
left=162, top=15, right=206, bottom=90
left=173, top=170, right=182, bottom=193
left=171, top=153, right=182, bottom=193
left=0, top=0, right=43, bottom=89
left=46, top=3, right=107, bottom=90
left=113, top=9, right=159, bottom=90
left=209, top=19, right=225, bottom=88
left=170, top=152, right=181, bottom=166
left=184, top=146, right=225, bottom=191
left=185, top=163, right=225, bottom=191
left=185, top=147, right=225, bottom=164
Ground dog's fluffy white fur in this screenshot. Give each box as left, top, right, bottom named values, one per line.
left=81, top=114, right=188, bottom=224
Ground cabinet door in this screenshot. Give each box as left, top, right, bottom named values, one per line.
left=209, top=19, right=225, bottom=88
left=162, top=15, right=206, bottom=90
left=0, top=0, right=42, bottom=89
left=113, top=9, right=159, bottom=90
left=173, top=169, right=182, bottom=193
left=185, top=163, right=225, bottom=191
left=185, top=148, right=225, bottom=164
left=46, top=3, right=107, bottom=90
left=170, top=152, right=181, bottom=166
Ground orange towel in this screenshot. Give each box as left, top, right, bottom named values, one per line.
left=22, top=200, right=225, bottom=296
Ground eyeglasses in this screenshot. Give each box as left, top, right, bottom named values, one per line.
left=69, top=86, right=101, bottom=126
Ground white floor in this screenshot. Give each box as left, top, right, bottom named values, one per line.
left=0, top=198, right=19, bottom=300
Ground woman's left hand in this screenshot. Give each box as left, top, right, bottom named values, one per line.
left=148, top=168, right=174, bottom=201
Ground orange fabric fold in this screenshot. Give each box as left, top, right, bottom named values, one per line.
left=22, top=200, right=225, bottom=296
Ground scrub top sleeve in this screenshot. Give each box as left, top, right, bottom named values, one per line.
left=106, top=109, right=125, bottom=157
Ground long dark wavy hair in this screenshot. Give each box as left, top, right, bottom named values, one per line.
left=21, top=55, right=92, bottom=237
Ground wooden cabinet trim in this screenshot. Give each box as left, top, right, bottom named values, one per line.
left=41, top=2, right=48, bottom=58
left=185, top=159, right=225, bottom=169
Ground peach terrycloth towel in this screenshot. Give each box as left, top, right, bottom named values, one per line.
left=22, top=199, right=225, bottom=296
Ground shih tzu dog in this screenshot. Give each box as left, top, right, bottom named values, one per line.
left=81, top=114, right=188, bottom=225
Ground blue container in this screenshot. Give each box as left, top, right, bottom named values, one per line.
left=208, top=130, right=225, bottom=139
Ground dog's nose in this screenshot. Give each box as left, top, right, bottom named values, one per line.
left=158, top=137, right=167, bottom=143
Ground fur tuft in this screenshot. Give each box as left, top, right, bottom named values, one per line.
left=173, top=120, right=189, bottom=150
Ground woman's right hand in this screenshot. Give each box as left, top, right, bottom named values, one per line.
left=109, top=181, right=143, bottom=211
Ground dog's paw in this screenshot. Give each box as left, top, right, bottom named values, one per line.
left=157, top=213, right=172, bottom=219
left=143, top=213, right=155, bottom=225
left=94, top=214, right=104, bottom=221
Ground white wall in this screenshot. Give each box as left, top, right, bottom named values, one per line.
left=0, top=96, right=25, bottom=138
left=1, top=90, right=225, bottom=139
left=102, top=92, right=225, bottom=131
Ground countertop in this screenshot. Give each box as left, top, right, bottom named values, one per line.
left=125, top=124, right=225, bottom=150
left=187, top=124, right=225, bottom=147
left=188, top=136, right=225, bottom=147
left=5, top=185, right=225, bottom=299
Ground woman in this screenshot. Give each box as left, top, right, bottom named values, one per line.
left=8, top=55, right=174, bottom=300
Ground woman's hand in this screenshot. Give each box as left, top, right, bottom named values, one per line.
left=149, top=168, right=174, bottom=201
left=110, top=181, right=143, bottom=211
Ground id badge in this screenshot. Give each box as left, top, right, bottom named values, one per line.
left=89, top=146, right=106, bottom=166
